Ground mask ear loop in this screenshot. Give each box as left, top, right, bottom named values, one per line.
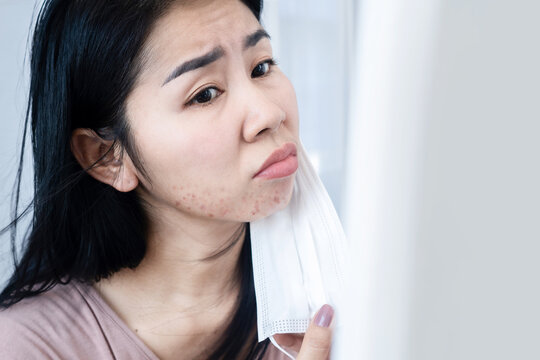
left=269, top=335, right=296, bottom=360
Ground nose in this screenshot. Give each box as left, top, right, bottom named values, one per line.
left=241, top=85, right=286, bottom=143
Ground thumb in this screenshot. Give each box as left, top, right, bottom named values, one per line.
left=296, top=304, right=334, bottom=360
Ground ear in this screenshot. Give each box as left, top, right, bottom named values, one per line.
left=71, top=128, right=139, bottom=192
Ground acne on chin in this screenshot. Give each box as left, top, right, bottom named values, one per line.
left=166, top=173, right=296, bottom=222
left=247, top=186, right=294, bottom=220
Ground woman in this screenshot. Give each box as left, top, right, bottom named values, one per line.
left=0, top=0, right=334, bottom=359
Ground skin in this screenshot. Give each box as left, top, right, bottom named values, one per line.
left=72, top=0, right=332, bottom=359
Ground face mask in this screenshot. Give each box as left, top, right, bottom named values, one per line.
left=250, top=141, right=349, bottom=359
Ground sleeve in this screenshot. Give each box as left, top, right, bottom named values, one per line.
left=0, top=312, right=60, bottom=360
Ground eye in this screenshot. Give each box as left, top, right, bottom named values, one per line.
left=186, top=87, right=222, bottom=106
left=251, top=58, right=277, bottom=78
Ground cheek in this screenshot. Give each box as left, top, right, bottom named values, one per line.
left=135, top=116, right=237, bottom=177
left=133, top=127, right=282, bottom=221
left=169, top=176, right=294, bottom=221
left=132, top=124, right=239, bottom=203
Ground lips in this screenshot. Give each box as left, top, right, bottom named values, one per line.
left=254, top=143, right=298, bottom=178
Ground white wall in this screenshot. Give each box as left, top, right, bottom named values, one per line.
left=337, top=0, right=540, bottom=359
left=408, top=1, right=540, bottom=358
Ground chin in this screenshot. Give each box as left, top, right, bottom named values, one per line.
left=247, top=184, right=295, bottom=222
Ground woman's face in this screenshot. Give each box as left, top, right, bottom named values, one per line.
left=125, top=0, right=300, bottom=223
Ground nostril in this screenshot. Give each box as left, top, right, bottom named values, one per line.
left=256, top=128, right=269, bottom=137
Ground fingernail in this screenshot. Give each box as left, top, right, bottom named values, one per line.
left=314, top=304, right=334, bottom=327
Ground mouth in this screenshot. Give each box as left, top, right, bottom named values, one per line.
left=253, top=142, right=298, bottom=179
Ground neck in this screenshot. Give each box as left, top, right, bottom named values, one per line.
left=93, top=197, right=251, bottom=360
left=138, top=219, right=246, bottom=302
left=95, top=203, right=247, bottom=310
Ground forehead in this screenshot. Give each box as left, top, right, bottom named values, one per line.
left=142, top=0, right=260, bottom=69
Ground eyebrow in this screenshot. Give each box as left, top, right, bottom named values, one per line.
left=162, top=28, right=271, bottom=86
left=243, top=29, right=271, bottom=50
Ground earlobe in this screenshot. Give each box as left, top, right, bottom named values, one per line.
left=110, top=158, right=139, bottom=192
left=71, top=128, right=139, bottom=192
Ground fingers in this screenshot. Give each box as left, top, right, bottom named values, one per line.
left=273, top=333, right=303, bottom=351
left=296, top=304, right=334, bottom=360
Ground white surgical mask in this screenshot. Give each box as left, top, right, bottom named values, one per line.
left=250, top=141, right=349, bottom=359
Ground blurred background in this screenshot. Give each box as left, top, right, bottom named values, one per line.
left=1, top=0, right=539, bottom=359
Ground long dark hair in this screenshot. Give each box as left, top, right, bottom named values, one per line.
left=0, top=0, right=269, bottom=358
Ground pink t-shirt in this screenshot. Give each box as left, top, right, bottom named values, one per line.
left=0, top=281, right=288, bottom=359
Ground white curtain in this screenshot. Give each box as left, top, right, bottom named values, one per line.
left=335, top=0, right=442, bottom=358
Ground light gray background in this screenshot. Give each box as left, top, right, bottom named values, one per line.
left=0, top=0, right=36, bottom=286
left=409, top=1, right=540, bottom=358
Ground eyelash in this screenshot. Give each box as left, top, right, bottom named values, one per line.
left=185, top=58, right=278, bottom=107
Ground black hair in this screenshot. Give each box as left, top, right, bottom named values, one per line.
left=0, top=0, right=269, bottom=359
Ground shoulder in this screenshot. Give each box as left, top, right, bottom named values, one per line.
left=0, top=306, right=50, bottom=359
left=0, top=280, right=88, bottom=329
left=0, top=281, right=105, bottom=359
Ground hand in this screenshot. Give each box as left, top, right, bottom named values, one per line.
left=273, top=304, right=334, bottom=359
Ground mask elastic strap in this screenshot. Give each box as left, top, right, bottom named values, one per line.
left=269, top=335, right=296, bottom=360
